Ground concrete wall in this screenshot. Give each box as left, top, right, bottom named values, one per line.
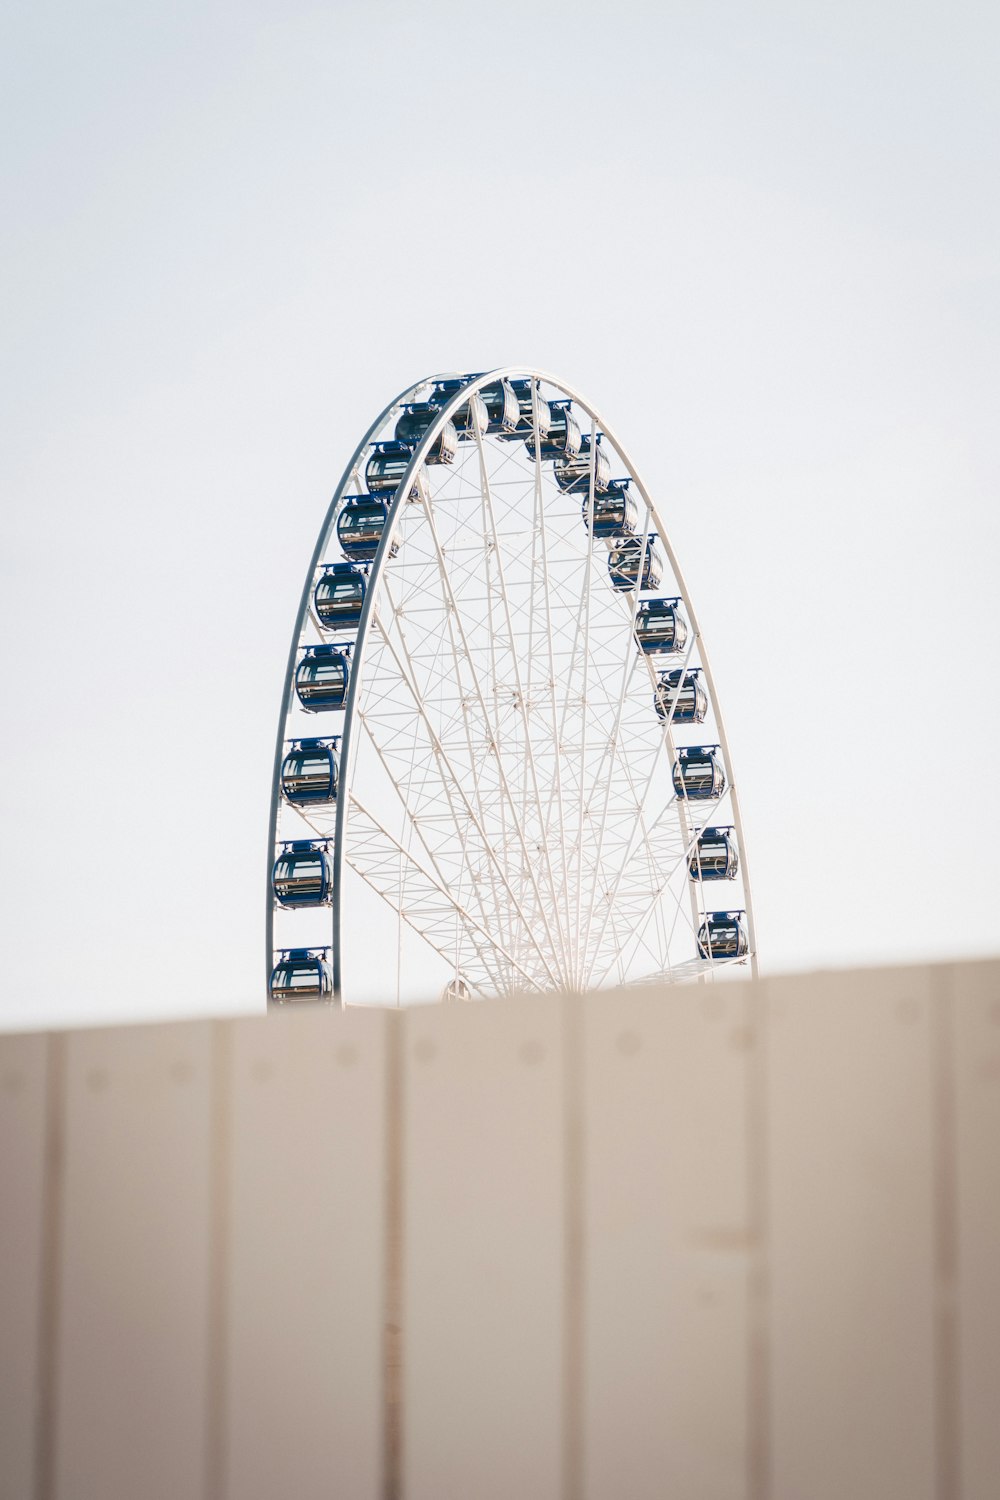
left=1, top=960, right=998, bottom=1499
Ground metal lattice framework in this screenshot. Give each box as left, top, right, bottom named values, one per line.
left=267, top=368, right=757, bottom=1005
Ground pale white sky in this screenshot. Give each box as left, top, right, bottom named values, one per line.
left=2, top=0, right=998, bottom=1027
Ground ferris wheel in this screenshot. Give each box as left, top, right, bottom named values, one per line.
left=266, top=368, right=757, bottom=1006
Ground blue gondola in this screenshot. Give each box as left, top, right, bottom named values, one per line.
left=271, top=840, right=333, bottom=909
left=314, top=562, right=366, bottom=630
left=295, top=644, right=350, bottom=712
left=269, top=947, right=333, bottom=1003
left=474, top=377, right=520, bottom=436
left=697, top=910, right=749, bottom=960
left=583, top=478, right=639, bottom=537
left=654, top=668, right=708, bottom=725
left=672, top=745, right=727, bottom=800
left=608, top=535, right=663, bottom=591
left=336, top=497, right=398, bottom=562
left=635, top=598, right=688, bottom=655
left=525, top=399, right=581, bottom=461
left=432, top=379, right=490, bottom=440
left=394, top=403, right=458, bottom=464
left=365, top=441, right=426, bottom=501
left=497, top=377, right=552, bottom=443
left=280, top=738, right=339, bottom=806
left=554, top=433, right=611, bottom=493
left=688, top=826, right=739, bottom=881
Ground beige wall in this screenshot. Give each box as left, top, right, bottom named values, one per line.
left=1, top=960, right=998, bottom=1499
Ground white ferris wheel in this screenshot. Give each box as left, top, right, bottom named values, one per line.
left=266, top=368, right=757, bottom=1006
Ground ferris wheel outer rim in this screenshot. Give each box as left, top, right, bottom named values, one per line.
left=270, top=365, right=759, bottom=1003
left=265, top=371, right=443, bottom=992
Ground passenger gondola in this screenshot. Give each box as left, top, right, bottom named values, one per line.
left=394, top=403, right=458, bottom=464
left=280, top=738, right=339, bottom=806
left=583, top=478, right=639, bottom=537
left=271, top=840, right=333, bottom=908
left=525, top=399, right=581, bottom=461
left=672, top=745, right=727, bottom=800
left=554, top=433, right=611, bottom=493
left=313, top=562, right=366, bottom=629
left=635, top=598, right=688, bottom=655
left=365, top=441, right=427, bottom=501
left=295, top=644, right=350, bottom=712
left=653, top=668, right=708, bottom=725
left=608, top=535, right=663, bottom=591
left=269, top=947, right=333, bottom=1003
left=498, top=377, right=552, bottom=443
left=336, top=497, right=398, bottom=562
left=431, top=379, right=490, bottom=440
left=688, top=826, right=739, bottom=881
left=696, top=910, right=749, bottom=960
left=475, top=377, right=520, bottom=436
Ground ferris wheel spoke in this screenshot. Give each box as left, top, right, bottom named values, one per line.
left=537, top=551, right=595, bottom=867
left=353, top=694, right=503, bottom=968
left=530, top=383, right=575, bottom=981
left=344, top=849, right=500, bottom=997
left=412, top=478, right=570, bottom=987
left=570, top=422, right=601, bottom=988
left=473, top=418, right=573, bottom=981
left=579, top=515, right=652, bottom=973
left=582, top=724, right=684, bottom=984
left=590, top=787, right=730, bottom=990
left=347, top=794, right=527, bottom=993
left=367, top=587, right=563, bottom=988
left=411, top=494, right=524, bottom=964
left=592, top=735, right=691, bottom=978
left=476, top=446, right=516, bottom=956
left=374, top=557, right=499, bottom=873
left=605, top=868, right=690, bottom=990
left=497, top=462, right=581, bottom=960
left=618, top=836, right=691, bottom=982
left=536, top=504, right=659, bottom=978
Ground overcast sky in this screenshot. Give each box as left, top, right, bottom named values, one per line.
left=2, top=0, right=998, bottom=1027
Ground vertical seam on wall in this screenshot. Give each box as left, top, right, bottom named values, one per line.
left=205, top=1021, right=232, bottom=1500
left=35, top=1032, right=65, bottom=1500
left=383, top=1011, right=404, bottom=1500
left=562, top=993, right=584, bottom=1500
left=747, top=980, right=771, bottom=1500
left=933, top=967, right=960, bottom=1500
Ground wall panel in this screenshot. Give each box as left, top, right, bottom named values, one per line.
left=403, top=993, right=565, bottom=1500
left=582, top=984, right=753, bottom=1500
left=0, top=1033, right=49, bottom=1500
left=54, top=1022, right=213, bottom=1500
left=952, top=959, right=1000, bottom=1500
left=766, top=967, right=936, bottom=1500
left=224, top=1007, right=387, bottom=1500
